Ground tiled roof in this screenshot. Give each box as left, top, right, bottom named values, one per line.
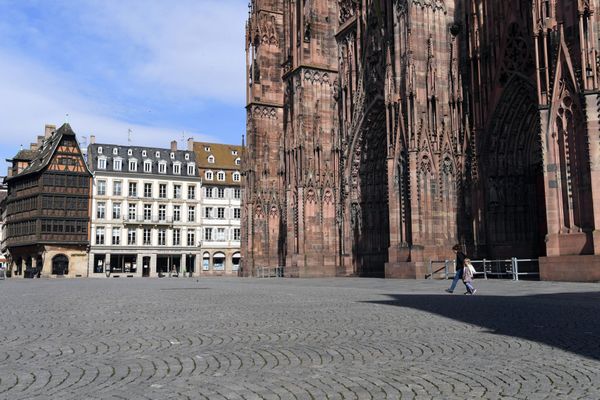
left=87, top=143, right=198, bottom=177
left=193, top=142, right=242, bottom=186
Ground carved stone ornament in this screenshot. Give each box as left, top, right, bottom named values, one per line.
left=338, top=0, right=358, bottom=24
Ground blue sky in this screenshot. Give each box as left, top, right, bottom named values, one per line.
left=0, top=0, right=248, bottom=175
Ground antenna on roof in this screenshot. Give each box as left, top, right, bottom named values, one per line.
left=128, top=128, right=132, bottom=144
left=181, top=131, right=185, bottom=148
left=65, top=113, right=69, bottom=123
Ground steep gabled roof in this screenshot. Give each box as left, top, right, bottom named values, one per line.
left=6, top=123, right=90, bottom=181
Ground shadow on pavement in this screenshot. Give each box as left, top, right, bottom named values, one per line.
left=365, top=291, right=600, bottom=361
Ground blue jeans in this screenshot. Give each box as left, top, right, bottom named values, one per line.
left=448, top=268, right=463, bottom=291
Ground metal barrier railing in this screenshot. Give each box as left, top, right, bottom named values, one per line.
left=255, top=266, right=284, bottom=278
left=427, top=258, right=540, bottom=281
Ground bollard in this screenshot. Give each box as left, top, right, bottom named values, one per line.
left=512, top=257, right=519, bottom=281
left=483, top=259, right=488, bottom=280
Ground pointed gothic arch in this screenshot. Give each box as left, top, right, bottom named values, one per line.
left=481, top=75, right=546, bottom=258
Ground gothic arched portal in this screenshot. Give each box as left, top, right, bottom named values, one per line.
left=481, top=76, right=547, bottom=258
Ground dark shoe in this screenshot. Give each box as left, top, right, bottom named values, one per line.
left=445, top=289, right=454, bottom=293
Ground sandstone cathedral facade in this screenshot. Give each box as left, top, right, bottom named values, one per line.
left=242, top=0, right=600, bottom=281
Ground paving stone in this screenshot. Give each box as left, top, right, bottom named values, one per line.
left=0, top=278, right=599, bottom=399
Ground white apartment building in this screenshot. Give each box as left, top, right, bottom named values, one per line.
left=193, top=142, right=243, bottom=275
left=87, top=139, right=203, bottom=277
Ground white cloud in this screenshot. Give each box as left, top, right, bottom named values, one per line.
left=77, top=0, right=248, bottom=104
left=0, top=47, right=217, bottom=174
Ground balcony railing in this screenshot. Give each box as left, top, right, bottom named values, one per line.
left=122, top=215, right=174, bottom=224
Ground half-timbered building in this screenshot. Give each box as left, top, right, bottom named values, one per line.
left=1, top=123, right=92, bottom=277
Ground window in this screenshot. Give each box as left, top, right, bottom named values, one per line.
left=208, top=155, right=215, bottom=163
left=112, top=228, right=121, bottom=245
left=204, top=227, right=212, bottom=241
left=205, top=187, right=214, bottom=198
left=234, top=228, right=241, bottom=241
left=213, top=252, right=225, bottom=270
left=113, top=181, right=122, bottom=196
left=143, top=228, right=152, bottom=245
left=217, top=187, right=225, bottom=198
left=97, top=180, right=106, bottom=195
left=204, top=146, right=211, bottom=152
left=144, top=204, right=152, bottom=221
left=233, top=172, right=241, bottom=182
left=217, top=171, right=225, bottom=181
left=202, top=252, right=210, bottom=271
left=173, top=163, right=181, bottom=174
left=128, top=229, right=136, bottom=245
left=98, top=146, right=103, bottom=154
left=155, top=151, right=160, bottom=158
left=204, top=207, right=213, bottom=219
left=187, top=164, right=195, bottom=175
left=158, top=205, right=166, bottom=221
left=232, top=150, right=238, bottom=155
left=144, top=160, right=152, bottom=173
left=112, top=203, right=121, bottom=219
left=128, top=159, right=137, bottom=172
left=128, top=182, right=137, bottom=197
left=188, top=185, right=196, bottom=200
left=173, top=229, right=181, bottom=246
left=113, top=148, right=118, bottom=155
left=188, top=206, right=195, bottom=222
left=187, top=231, right=195, bottom=246
left=158, top=162, right=167, bottom=174
left=142, top=150, right=147, bottom=157
left=235, top=157, right=241, bottom=165
left=128, top=204, right=137, bottom=220
left=97, top=158, right=107, bottom=169
left=234, top=208, right=241, bottom=219
left=205, top=171, right=213, bottom=180
left=173, top=184, right=182, bottom=199
left=113, top=159, right=122, bottom=171
left=185, top=153, right=190, bottom=160
left=216, top=227, right=226, bottom=241
left=159, top=184, right=167, bottom=198
left=170, top=152, right=175, bottom=159
left=97, top=202, right=106, bottom=219
left=158, top=229, right=166, bottom=245
left=234, top=188, right=241, bottom=199
left=217, top=207, right=225, bottom=219
left=128, top=149, right=133, bottom=156
left=144, top=183, right=152, bottom=198
left=96, top=227, right=105, bottom=245
left=173, top=205, right=181, bottom=222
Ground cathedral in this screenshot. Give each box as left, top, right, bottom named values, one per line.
left=242, top=0, right=600, bottom=281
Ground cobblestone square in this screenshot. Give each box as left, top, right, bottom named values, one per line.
left=0, top=278, right=599, bottom=399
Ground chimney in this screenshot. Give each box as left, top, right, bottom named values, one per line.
left=171, top=140, right=177, bottom=151
left=44, top=124, right=56, bottom=138
left=30, top=142, right=38, bottom=151
left=187, top=137, right=194, bottom=151
left=90, top=135, right=96, bottom=144
left=36, top=135, right=44, bottom=147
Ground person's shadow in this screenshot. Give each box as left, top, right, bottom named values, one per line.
left=364, top=291, right=600, bottom=361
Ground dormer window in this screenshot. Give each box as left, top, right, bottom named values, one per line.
left=113, top=148, right=119, bottom=155
left=158, top=161, right=167, bottom=174
left=173, top=163, right=181, bottom=175
left=232, top=150, right=238, bottom=155
left=113, top=159, right=122, bottom=171
left=205, top=171, right=213, bottom=180
left=155, top=151, right=160, bottom=158
left=144, top=160, right=152, bottom=173
left=204, top=146, right=211, bottom=152
left=217, top=171, right=225, bottom=181
left=185, top=153, right=190, bottom=160
left=97, top=157, right=107, bottom=169
left=187, top=163, right=195, bottom=176
left=128, top=149, right=133, bottom=156
left=98, top=146, right=103, bottom=154
left=170, top=152, right=175, bottom=159
left=142, top=150, right=147, bottom=157
left=233, top=172, right=241, bottom=182
left=208, top=155, right=215, bottom=163
left=129, top=159, right=138, bottom=172
left=235, top=157, right=241, bottom=165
